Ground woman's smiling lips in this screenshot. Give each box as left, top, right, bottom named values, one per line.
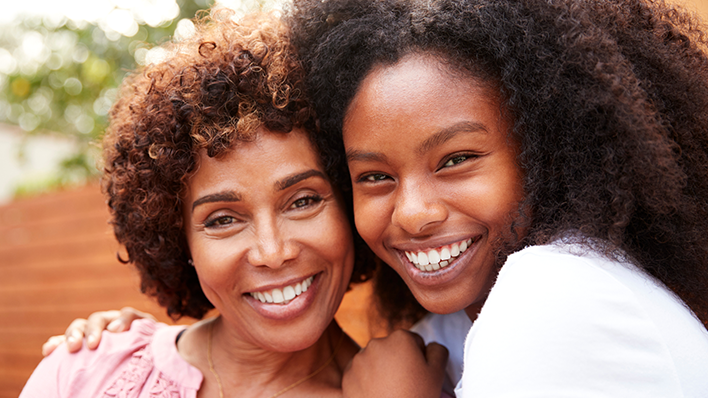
left=248, top=275, right=315, bottom=304
left=245, top=274, right=321, bottom=321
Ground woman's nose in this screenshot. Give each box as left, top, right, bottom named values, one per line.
left=391, top=180, right=448, bottom=235
left=247, top=218, right=299, bottom=268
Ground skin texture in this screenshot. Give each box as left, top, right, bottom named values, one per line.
left=344, top=54, right=524, bottom=319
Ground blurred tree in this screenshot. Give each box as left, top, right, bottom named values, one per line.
left=0, top=0, right=277, bottom=197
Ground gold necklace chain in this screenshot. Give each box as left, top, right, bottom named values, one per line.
left=207, top=319, right=344, bottom=398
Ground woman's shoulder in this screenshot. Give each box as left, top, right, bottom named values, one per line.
left=20, top=319, right=200, bottom=398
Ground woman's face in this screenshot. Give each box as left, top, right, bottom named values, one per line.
left=183, top=128, right=355, bottom=352
left=343, top=53, right=524, bottom=316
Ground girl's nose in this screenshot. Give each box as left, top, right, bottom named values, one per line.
left=391, top=180, right=448, bottom=235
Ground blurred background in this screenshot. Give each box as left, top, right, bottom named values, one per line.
left=1, top=0, right=707, bottom=396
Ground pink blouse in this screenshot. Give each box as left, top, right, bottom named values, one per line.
left=20, top=319, right=202, bottom=398
left=21, top=318, right=457, bottom=398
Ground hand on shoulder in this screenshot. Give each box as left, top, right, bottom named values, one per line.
left=342, top=329, right=448, bottom=398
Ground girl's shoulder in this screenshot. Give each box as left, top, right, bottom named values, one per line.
left=458, top=241, right=708, bottom=397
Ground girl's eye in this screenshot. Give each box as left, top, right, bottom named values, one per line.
left=204, top=215, right=236, bottom=228
left=290, top=195, right=323, bottom=209
left=443, top=154, right=474, bottom=168
left=362, top=173, right=390, bottom=182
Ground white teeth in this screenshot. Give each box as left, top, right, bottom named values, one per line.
left=250, top=276, right=313, bottom=304
left=404, top=238, right=478, bottom=272
left=283, top=286, right=296, bottom=301
left=451, top=243, right=460, bottom=257
left=460, top=240, right=468, bottom=252
left=428, top=250, right=440, bottom=264
left=272, top=289, right=284, bottom=304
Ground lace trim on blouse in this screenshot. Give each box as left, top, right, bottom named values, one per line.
left=103, top=346, right=181, bottom=397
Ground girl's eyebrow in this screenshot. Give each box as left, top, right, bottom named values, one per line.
left=417, top=121, right=488, bottom=155
left=346, top=150, right=389, bottom=163
left=345, top=121, right=488, bottom=163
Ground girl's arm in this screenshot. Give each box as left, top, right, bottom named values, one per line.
left=342, top=329, right=449, bottom=398
left=42, top=307, right=156, bottom=355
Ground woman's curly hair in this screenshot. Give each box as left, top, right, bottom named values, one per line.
left=287, top=0, right=708, bottom=328
left=102, top=9, right=374, bottom=320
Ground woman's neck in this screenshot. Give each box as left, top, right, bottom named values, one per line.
left=178, top=317, right=358, bottom=398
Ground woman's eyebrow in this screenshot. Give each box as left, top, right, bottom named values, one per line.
left=275, top=169, right=327, bottom=191
left=192, top=191, right=241, bottom=211
left=417, top=121, right=488, bottom=155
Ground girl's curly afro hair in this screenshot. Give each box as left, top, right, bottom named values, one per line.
left=287, top=0, right=708, bottom=328
left=102, top=9, right=374, bottom=320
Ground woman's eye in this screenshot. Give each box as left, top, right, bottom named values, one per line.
left=290, top=195, right=322, bottom=209
left=204, top=215, right=236, bottom=228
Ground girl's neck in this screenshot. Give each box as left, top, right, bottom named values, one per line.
left=179, top=317, right=358, bottom=398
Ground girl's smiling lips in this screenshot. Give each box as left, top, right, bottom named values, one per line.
left=402, top=236, right=483, bottom=272
left=393, top=235, right=485, bottom=285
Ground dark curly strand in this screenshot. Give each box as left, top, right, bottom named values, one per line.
left=102, top=9, right=374, bottom=320
left=287, top=0, right=708, bottom=328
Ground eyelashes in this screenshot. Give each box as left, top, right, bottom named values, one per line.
left=203, top=215, right=239, bottom=229
left=356, top=152, right=480, bottom=184
left=202, top=194, right=325, bottom=230
left=290, top=194, right=324, bottom=209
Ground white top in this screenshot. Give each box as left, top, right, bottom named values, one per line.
left=411, top=310, right=472, bottom=385
left=455, top=241, right=708, bottom=398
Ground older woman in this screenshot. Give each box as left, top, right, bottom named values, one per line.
left=21, top=9, right=447, bottom=397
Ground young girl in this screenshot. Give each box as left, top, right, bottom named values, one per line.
left=287, top=0, right=708, bottom=396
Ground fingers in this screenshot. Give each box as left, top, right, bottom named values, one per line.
left=108, top=307, right=157, bottom=332
left=41, top=335, right=66, bottom=357
left=64, top=318, right=87, bottom=353
left=343, top=330, right=447, bottom=398
left=425, top=341, right=449, bottom=374
left=84, top=310, right=121, bottom=349
left=84, top=307, right=155, bottom=349
left=44, top=307, right=157, bottom=356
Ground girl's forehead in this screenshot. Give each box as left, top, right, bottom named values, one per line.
left=344, top=53, right=506, bottom=141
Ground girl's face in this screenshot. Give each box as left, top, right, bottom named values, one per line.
left=343, top=53, right=524, bottom=316
left=183, top=129, right=355, bottom=352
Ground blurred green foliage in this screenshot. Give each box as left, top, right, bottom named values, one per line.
left=0, top=0, right=278, bottom=197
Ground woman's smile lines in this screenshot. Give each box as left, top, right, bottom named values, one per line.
left=249, top=276, right=314, bottom=304
left=404, top=238, right=476, bottom=272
